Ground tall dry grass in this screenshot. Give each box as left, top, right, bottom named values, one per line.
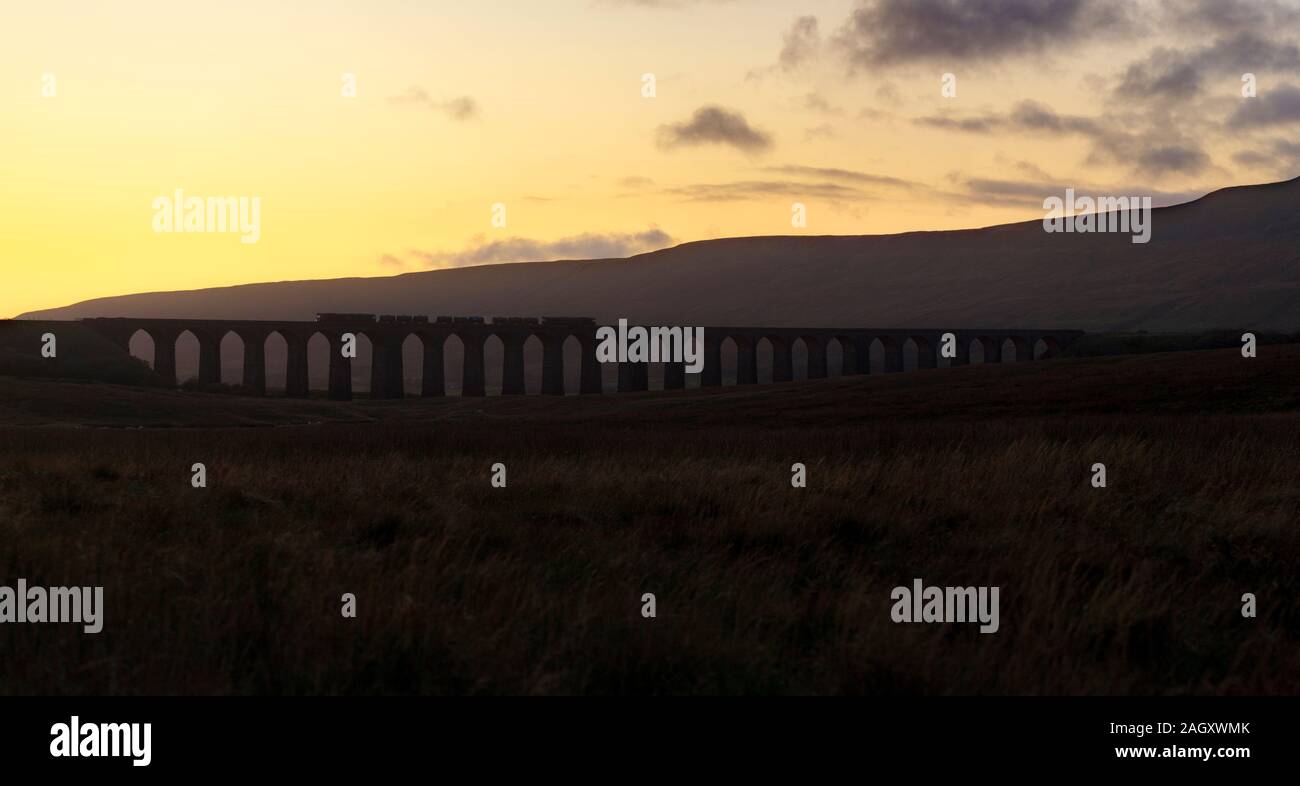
left=1, top=410, right=1297, bottom=695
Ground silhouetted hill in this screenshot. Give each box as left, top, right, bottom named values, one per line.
left=19, top=176, right=1300, bottom=331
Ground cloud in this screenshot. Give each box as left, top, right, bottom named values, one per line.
left=914, top=100, right=1099, bottom=136
left=389, top=87, right=479, bottom=121
left=1113, top=51, right=1203, bottom=102
left=656, top=106, right=774, bottom=153
left=1000, top=157, right=1056, bottom=182
left=763, top=165, right=916, bottom=188
left=403, top=229, right=675, bottom=268
left=1229, top=83, right=1300, bottom=127
left=746, top=14, right=821, bottom=79
left=1161, top=0, right=1300, bottom=33
left=798, top=92, right=842, bottom=115
left=874, top=83, right=902, bottom=106
left=663, top=180, right=871, bottom=202
left=834, top=0, right=1136, bottom=68
left=1132, top=145, right=1212, bottom=177
left=1112, top=34, right=1300, bottom=103
left=601, top=0, right=740, bottom=6
left=1006, top=100, right=1103, bottom=135
left=915, top=99, right=1215, bottom=179
left=1233, top=138, right=1300, bottom=172
left=914, top=115, right=1000, bottom=133
left=948, top=175, right=1205, bottom=210
left=779, top=16, right=821, bottom=71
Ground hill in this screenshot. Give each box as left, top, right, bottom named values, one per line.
left=18, top=176, right=1300, bottom=333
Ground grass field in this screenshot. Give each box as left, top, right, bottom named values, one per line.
left=1, top=346, right=1298, bottom=695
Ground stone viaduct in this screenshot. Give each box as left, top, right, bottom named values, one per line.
left=79, top=316, right=1084, bottom=400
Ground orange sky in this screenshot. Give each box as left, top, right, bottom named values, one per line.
left=4, top=0, right=1297, bottom=317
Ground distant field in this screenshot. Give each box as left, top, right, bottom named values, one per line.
left=0, top=346, right=1298, bottom=694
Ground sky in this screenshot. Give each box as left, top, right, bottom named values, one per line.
left=3, top=0, right=1300, bottom=317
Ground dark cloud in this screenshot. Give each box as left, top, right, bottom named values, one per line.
left=914, top=115, right=1000, bottom=133
left=1133, top=145, right=1213, bottom=177
left=1232, top=150, right=1271, bottom=168
left=389, top=87, right=479, bottom=121
left=958, top=178, right=1068, bottom=205
left=656, top=106, right=774, bottom=153
left=915, top=100, right=1214, bottom=179
left=1114, top=52, right=1203, bottom=102
left=1007, top=100, right=1102, bottom=135
left=404, top=229, right=675, bottom=268
left=1113, top=34, right=1300, bottom=103
left=1229, top=83, right=1300, bottom=127
left=1233, top=138, right=1300, bottom=172
left=1161, top=0, right=1300, bottom=33
left=834, top=0, right=1136, bottom=68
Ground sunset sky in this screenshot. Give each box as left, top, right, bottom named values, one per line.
left=4, top=0, right=1299, bottom=317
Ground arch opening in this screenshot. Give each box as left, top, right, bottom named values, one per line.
left=128, top=329, right=156, bottom=369
left=220, top=331, right=245, bottom=386
left=176, top=330, right=200, bottom=384
left=563, top=335, right=583, bottom=395
left=483, top=334, right=506, bottom=395
left=826, top=337, right=844, bottom=378
left=720, top=336, right=739, bottom=386
left=903, top=336, right=934, bottom=372
left=402, top=333, right=425, bottom=396
left=757, top=337, right=776, bottom=384
left=443, top=334, right=466, bottom=396
left=307, top=333, right=331, bottom=394
left=351, top=333, right=374, bottom=394
left=869, top=336, right=902, bottom=374
left=265, top=331, right=289, bottom=393
left=792, top=337, right=809, bottom=380
left=1035, top=337, right=1061, bottom=360
left=524, top=334, right=545, bottom=395
left=1002, top=337, right=1030, bottom=363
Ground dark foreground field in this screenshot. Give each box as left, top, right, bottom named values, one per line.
left=1, top=346, right=1299, bottom=695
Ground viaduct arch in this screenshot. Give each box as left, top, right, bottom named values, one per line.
left=85, top=317, right=1084, bottom=399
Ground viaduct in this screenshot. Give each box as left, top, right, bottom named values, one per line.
left=77, top=316, right=1085, bottom=400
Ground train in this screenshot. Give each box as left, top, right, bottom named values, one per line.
left=315, top=313, right=377, bottom=323
left=315, top=313, right=595, bottom=326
